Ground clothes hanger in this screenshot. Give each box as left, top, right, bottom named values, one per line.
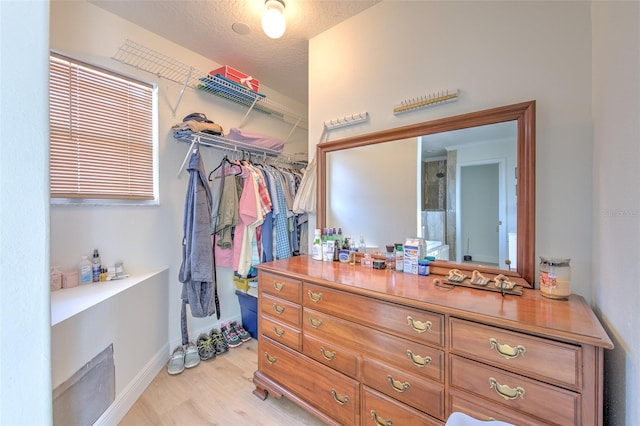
left=208, top=155, right=242, bottom=181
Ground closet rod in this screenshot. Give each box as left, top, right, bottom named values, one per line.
left=175, top=132, right=305, bottom=176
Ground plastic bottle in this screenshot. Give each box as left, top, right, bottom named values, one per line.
left=79, top=256, right=92, bottom=284
left=92, top=249, right=101, bottom=282
left=311, top=229, right=323, bottom=260
left=395, top=244, right=404, bottom=272
left=336, top=228, right=344, bottom=249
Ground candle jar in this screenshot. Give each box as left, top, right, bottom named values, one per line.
left=539, top=257, right=571, bottom=299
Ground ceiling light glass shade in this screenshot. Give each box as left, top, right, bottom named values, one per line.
left=262, top=0, right=286, bottom=39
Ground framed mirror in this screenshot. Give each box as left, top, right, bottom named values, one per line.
left=317, top=101, right=535, bottom=287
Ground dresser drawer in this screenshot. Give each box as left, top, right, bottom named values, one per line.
left=261, top=293, right=301, bottom=328
left=362, top=357, right=445, bottom=420
left=260, top=338, right=359, bottom=426
left=450, top=318, right=581, bottom=388
left=363, top=386, right=441, bottom=426
left=449, top=388, right=553, bottom=426
left=260, top=315, right=301, bottom=351
left=304, top=282, right=444, bottom=347
left=260, top=271, right=301, bottom=303
left=303, top=308, right=444, bottom=382
left=450, top=355, right=579, bottom=425
left=303, top=333, right=359, bottom=378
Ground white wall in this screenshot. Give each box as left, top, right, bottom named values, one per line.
left=310, top=1, right=638, bottom=424
left=326, top=137, right=418, bottom=249
left=592, top=2, right=640, bottom=425
left=311, top=1, right=593, bottom=298
left=46, top=1, right=308, bottom=422
left=49, top=0, right=307, bottom=352
left=0, top=2, right=52, bottom=425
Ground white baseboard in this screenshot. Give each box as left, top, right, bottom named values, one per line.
left=93, top=342, right=169, bottom=426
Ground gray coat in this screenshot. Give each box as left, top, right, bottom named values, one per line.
left=179, top=150, right=216, bottom=324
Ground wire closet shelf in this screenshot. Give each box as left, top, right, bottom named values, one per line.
left=112, top=39, right=307, bottom=129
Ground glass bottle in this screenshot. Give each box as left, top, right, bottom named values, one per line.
left=539, top=257, right=571, bottom=299
left=348, top=238, right=357, bottom=265
left=385, top=245, right=396, bottom=270
left=358, top=235, right=366, bottom=254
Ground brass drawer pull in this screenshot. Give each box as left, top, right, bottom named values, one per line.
left=273, top=326, right=285, bottom=337
left=307, top=289, right=323, bottom=302
left=273, top=304, right=285, bottom=314
left=370, top=410, right=393, bottom=426
left=308, top=317, right=323, bottom=328
left=320, top=346, right=336, bottom=361
left=264, top=352, right=277, bottom=365
left=489, top=377, right=525, bottom=400
left=406, top=316, right=432, bottom=333
left=330, top=389, right=350, bottom=405
left=489, top=338, right=526, bottom=359
left=387, top=375, right=410, bottom=393
left=273, top=281, right=284, bottom=291
left=406, top=349, right=432, bottom=367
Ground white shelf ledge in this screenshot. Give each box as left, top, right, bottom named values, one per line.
left=50, top=269, right=167, bottom=326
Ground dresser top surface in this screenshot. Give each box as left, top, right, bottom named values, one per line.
left=257, top=256, right=613, bottom=349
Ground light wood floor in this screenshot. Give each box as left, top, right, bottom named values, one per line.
left=119, top=339, right=326, bottom=426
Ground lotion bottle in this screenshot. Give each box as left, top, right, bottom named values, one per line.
left=79, top=256, right=92, bottom=284
left=311, top=229, right=323, bottom=260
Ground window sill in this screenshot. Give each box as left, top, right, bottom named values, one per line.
left=50, top=269, right=167, bottom=326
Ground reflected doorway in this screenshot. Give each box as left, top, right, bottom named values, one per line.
left=457, top=161, right=506, bottom=267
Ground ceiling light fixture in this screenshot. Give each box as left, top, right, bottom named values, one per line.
left=262, top=0, right=286, bottom=39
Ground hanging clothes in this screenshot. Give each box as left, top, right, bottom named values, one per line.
left=178, top=149, right=219, bottom=345
left=272, top=168, right=292, bottom=260
left=233, top=165, right=266, bottom=276
left=212, top=163, right=242, bottom=268
left=293, top=157, right=316, bottom=214
left=207, top=155, right=307, bottom=272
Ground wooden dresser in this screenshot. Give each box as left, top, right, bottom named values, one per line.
left=252, top=256, right=613, bottom=425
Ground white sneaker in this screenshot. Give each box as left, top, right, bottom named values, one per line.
left=167, top=345, right=185, bottom=375
left=184, top=342, right=201, bottom=368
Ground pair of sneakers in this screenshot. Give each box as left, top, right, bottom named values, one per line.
left=196, top=328, right=229, bottom=361
left=220, top=321, right=252, bottom=348
left=168, top=342, right=200, bottom=375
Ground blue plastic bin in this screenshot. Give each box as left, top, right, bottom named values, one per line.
left=235, top=290, right=258, bottom=339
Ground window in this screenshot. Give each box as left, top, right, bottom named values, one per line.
left=49, top=52, right=157, bottom=203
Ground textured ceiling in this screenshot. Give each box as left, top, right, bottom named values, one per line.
left=90, top=0, right=379, bottom=105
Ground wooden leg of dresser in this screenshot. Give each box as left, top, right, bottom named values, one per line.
left=253, top=370, right=283, bottom=401
left=252, top=386, right=268, bottom=400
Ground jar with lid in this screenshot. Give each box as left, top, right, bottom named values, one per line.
left=539, top=257, right=571, bottom=299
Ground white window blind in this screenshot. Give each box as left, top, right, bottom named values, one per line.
left=49, top=53, right=156, bottom=201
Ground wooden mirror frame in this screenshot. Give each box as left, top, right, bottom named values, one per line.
left=317, top=100, right=536, bottom=287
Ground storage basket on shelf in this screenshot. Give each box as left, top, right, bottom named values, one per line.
left=210, top=65, right=260, bottom=92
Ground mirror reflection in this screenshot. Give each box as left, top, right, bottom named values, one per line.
left=318, top=101, right=535, bottom=287
left=420, top=121, right=517, bottom=269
